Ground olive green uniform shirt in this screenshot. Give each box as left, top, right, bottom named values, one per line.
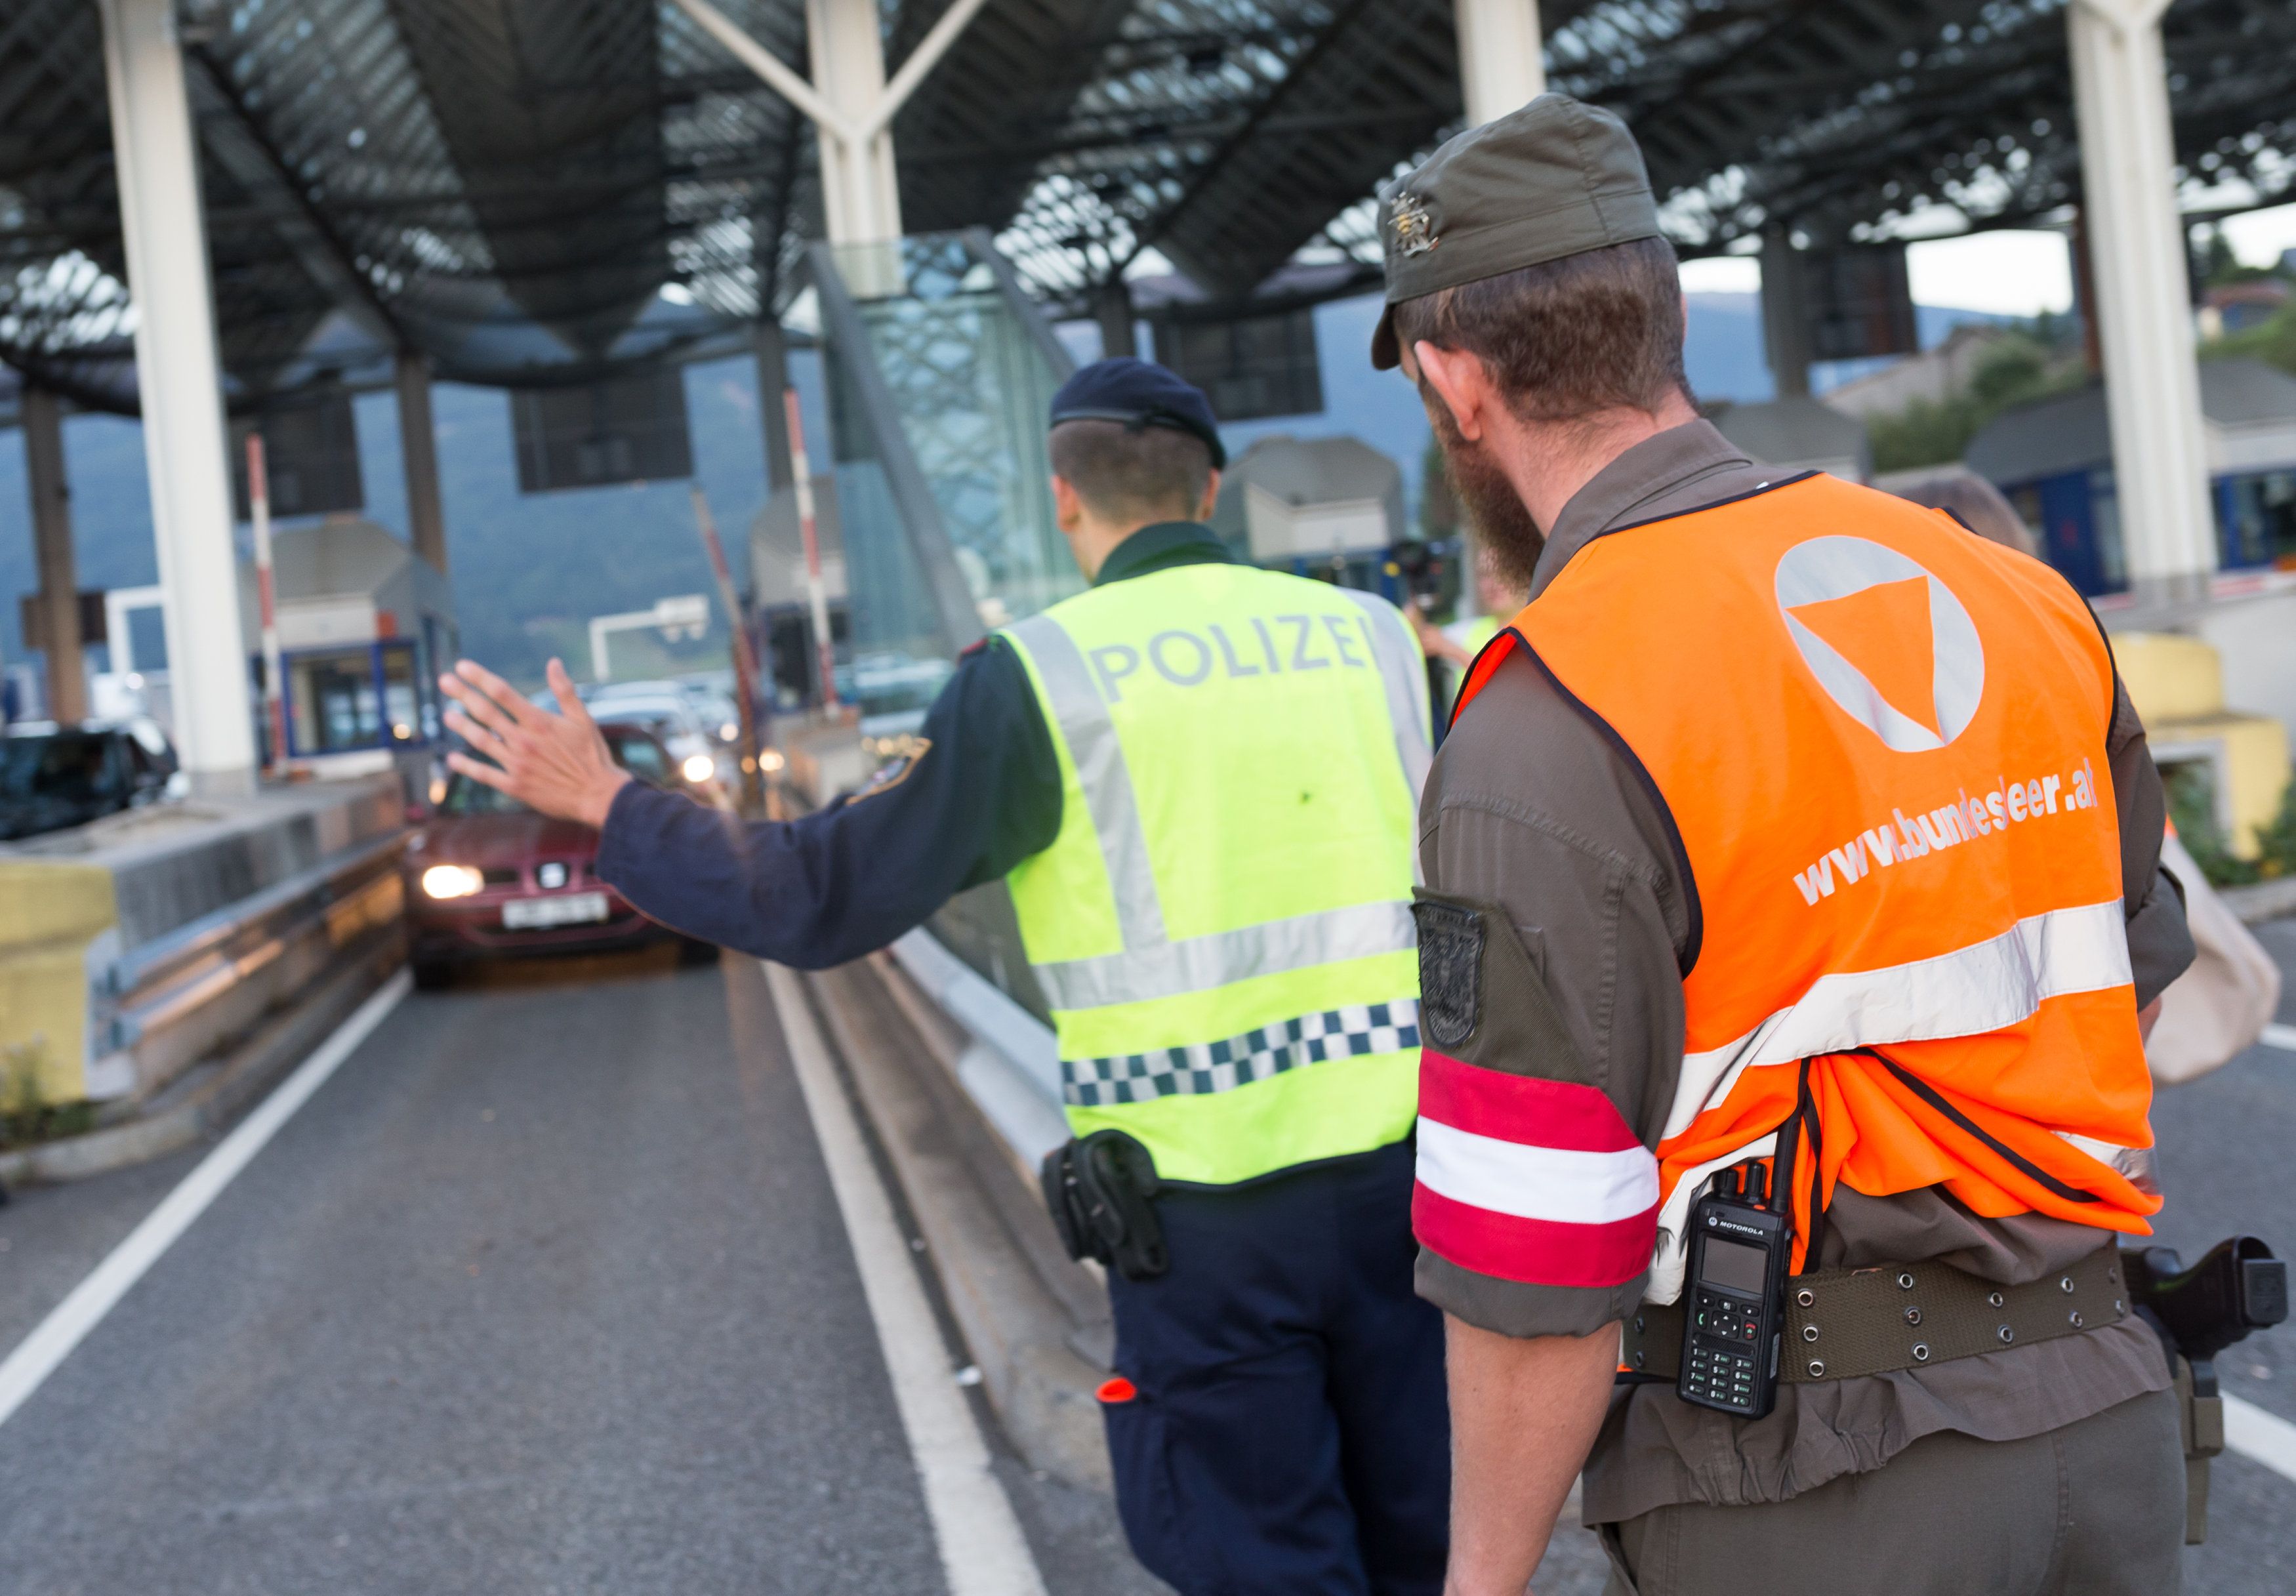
left=1415, top=420, right=2197, bottom=1523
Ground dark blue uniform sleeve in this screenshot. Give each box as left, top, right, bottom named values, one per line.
left=592, top=640, right=1062, bottom=968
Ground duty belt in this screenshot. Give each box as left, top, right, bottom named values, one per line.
left=1622, top=1244, right=2129, bottom=1384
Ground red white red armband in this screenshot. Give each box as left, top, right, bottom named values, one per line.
left=1412, top=1048, right=1659, bottom=1289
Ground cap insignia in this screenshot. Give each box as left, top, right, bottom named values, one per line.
left=1391, top=190, right=1438, bottom=256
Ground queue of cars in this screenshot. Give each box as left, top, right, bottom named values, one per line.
left=1, top=676, right=735, bottom=986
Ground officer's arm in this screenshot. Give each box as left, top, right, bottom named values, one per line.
left=2104, top=670, right=2195, bottom=1015
left=1443, top=1319, right=1618, bottom=1596
left=1412, top=656, right=1692, bottom=1588
left=588, top=642, right=1061, bottom=967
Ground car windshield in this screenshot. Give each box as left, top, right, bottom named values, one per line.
left=434, top=728, right=668, bottom=816
left=0, top=732, right=113, bottom=802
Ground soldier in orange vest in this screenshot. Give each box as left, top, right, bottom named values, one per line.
left=1374, top=98, right=2200, bottom=1593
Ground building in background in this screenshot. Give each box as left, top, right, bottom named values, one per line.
left=2197, top=279, right=2291, bottom=340
left=1965, top=358, right=2296, bottom=596
left=1820, top=324, right=2022, bottom=419
left=1708, top=396, right=1874, bottom=483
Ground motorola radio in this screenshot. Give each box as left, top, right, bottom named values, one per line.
left=1679, top=1161, right=1791, bottom=1419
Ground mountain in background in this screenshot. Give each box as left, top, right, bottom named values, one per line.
left=0, top=293, right=2012, bottom=689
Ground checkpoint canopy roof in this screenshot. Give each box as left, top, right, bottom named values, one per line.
left=3, top=0, right=2294, bottom=413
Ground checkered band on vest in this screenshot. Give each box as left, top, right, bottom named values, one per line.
left=1062, top=1000, right=1422, bottom=1107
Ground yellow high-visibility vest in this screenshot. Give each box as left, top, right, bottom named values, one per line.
left=998, top=562, right=1429, bottom=1184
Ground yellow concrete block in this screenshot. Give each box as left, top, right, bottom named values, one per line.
left=0, top=861, right=117, bottom=1108
left=2115, top=632, right=2225, bottom=725
left=2153, top=712, right=2293, bottom=859
left=0, top=859, right=118, bottom=952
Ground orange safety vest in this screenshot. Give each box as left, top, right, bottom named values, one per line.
left=1453, top=472, right=2158, bottom=1303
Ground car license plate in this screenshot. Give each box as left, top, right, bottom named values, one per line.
left=502, top=891, right=608, bottom=930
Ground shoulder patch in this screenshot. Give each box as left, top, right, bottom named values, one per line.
left=854, top=737, right=932, bottom=802
left=1413, top=899, right=1484, bottom=1050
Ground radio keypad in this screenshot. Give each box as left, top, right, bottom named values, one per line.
left=1685, top=1288, right=1761, bottom=1412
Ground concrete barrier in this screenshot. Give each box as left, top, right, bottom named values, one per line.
left=804, top=951, right=1116, bottom=1492
left=0, top=776, right=404, bottom=1124
left=0, top=859, right=117, bottom=1112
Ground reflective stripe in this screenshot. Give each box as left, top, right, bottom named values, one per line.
left=1415, top=1118, right=1659, bottom=1225
left=1414, top=1181, right=1654, bottom=1288
left=1664, top=899, right=2133, bottom=1141
left=1064, top=998, right=1418, bottom=1106
left=1336, top=588, right=1433, bottom=808
left=2060, top=1130, right=2158, bottom=1195
left=1033, top=899, right=1416, bottom=1012
left=1005, top=613, right=1167, bottom=950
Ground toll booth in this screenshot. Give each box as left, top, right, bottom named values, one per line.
left=1209, top=434, right=1408, bottom=596
left=234, top=516, right=456, bottom=783
left=750, top=472, right=852, bottom=710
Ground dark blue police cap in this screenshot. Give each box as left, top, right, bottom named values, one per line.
left=1048, top=358, right=1226, bottom=469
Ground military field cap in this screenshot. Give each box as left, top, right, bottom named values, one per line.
left=1049, top=356, right=1227, bottom=468
left=1370, top=93, right=1662, bottom=371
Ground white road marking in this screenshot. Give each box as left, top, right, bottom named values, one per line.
left=2226, top=1393, right=2296, bottom=1485
left=762, top=962, right=1048, bottom=1596
left=0, top=970, right=410, bottom=1433
left=2260, top=1023, right=2296, bottom=1054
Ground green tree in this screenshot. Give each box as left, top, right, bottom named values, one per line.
left=1863, top=332, right=2075, bottom=474
left=2209, top=301, right=2296, bottom=380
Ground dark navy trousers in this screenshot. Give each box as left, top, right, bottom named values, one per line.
left=1101, top=1139, right=1450, bottom=1596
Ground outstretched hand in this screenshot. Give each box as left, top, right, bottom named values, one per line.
left=438, top=657, right=630, bottom=829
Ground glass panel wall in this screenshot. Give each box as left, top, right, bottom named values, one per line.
left=821, top=234, right=1080, bottom=707
left=813, top=234, right=1080, bottom=1019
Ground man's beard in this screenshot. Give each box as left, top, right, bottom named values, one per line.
left=1428, top=399, right=1545, bottom=590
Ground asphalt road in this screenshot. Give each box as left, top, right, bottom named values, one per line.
left=0, top=947, right=1149, bottom=1596
left=5, top=927, right=2296, bottom=1595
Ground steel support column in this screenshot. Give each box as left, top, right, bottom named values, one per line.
left=1096, top=279, right=1136, bottom=360
left=2067, top=0, right=2215, bottom=596
left=96, top=0, right=254, bottom=790
left=754, top=320, right=797, bottom=491
left=806, top=0, right=901, bottom=248
left=23, top=386, right=86, bottom=726
left=395, top=351, right=448, bottom=575
left=1455, top=0, right=1544, bottom=126
left=1760, top=233, right=1814, bottom=399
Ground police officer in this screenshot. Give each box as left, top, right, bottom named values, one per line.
left=437, top=359, right=1450, bottom=1595
left=1373, top=99, right=2197, bottom=1594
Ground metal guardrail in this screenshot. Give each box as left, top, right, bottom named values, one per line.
left=88, top=830, right=407, bottom=1100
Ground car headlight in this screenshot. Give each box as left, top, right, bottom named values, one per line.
left=681, top=754, right=717, bottom=785
left=719, top=720, right=739, bottom=741
left=420, top=863, right=485, bottom=899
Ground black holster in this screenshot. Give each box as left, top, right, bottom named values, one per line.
left=1040, top=1130, right=1168, bottom=1280
left=2127, top=1236, right=2288, bottom=1545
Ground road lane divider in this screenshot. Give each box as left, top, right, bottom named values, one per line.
left=2226, top=1393, right=2296, bottom=1486
left=0, top=970, right=409, bottom=1433
left=761, top=960, right=1048, bottom=1596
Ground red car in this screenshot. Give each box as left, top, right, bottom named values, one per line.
left=403, top=722, right=724, bottom=989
